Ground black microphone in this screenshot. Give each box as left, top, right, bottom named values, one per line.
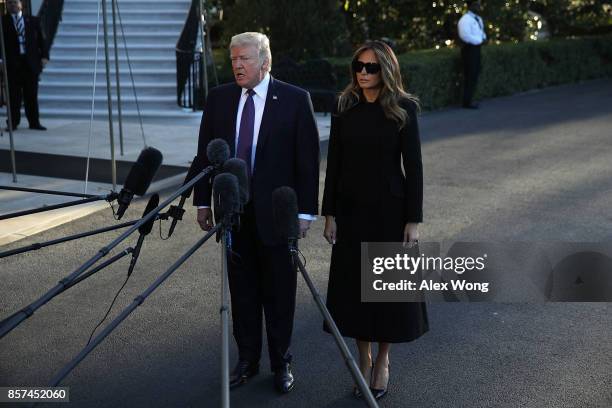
left=116, top=147, right=163, bottom=219
left=212, top=173, right=240, bottom=226
left=222, top=158, right=249, bottom=209
left=272, top=186, right=299, bottom=250
left=207, top=138, right=231, bottom=168
left=127, top=193, right=159, bottom=277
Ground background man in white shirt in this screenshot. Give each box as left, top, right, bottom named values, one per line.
left=458, top=0, right=487, bottom=109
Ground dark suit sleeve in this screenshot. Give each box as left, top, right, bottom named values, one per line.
left=193, top=90, right=217, bottom=206
left=294, top=92, right=320, bottom=215
left=321, top=107, right=341, bottom=216
left=401, top=100, right=423, bottom=223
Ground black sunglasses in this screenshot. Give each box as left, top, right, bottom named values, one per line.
left=352, top=60, right=381, bottom=74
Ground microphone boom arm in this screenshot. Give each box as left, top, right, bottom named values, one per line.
left=0, top=166, right=215, bottom=340
left=48, top=225, right=222, bottom=387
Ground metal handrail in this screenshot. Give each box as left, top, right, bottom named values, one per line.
left=38, top=0, right=64, bottom=51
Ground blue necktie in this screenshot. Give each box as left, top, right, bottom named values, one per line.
left=14, top=15, right=25, bottom=54
left=237, top=89, right=255, bottom=177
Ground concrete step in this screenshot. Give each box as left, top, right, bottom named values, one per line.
left=53, top=31, right=180, bottom=44
left=43, top=67, right=175, bottom=82
left=50, top=47, right=176, bottom=59
left=50, top=43, right=174, bottom=57
left=66, top=0, right=191, bottom=11
left=59, top=20, right=184, bottom=29
left=39, top=98, right=178, bottom=112
left=62, top=10, right=187, bottom=20
left=39, top=81, right=175, bottom=97
left=38, top=107, right=199, bottom=119
left=48, top=56, right=176, bottom=69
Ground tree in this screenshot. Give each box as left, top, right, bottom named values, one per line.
left=221, top=0, right=351, bottom=61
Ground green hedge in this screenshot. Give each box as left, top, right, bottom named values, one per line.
left=328, top=36, right=612, bottom=110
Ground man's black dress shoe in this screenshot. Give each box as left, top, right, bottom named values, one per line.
left=462, top=103, right=479, bottom=110
left=29, top=124, right=47, bottom=130
left=370, top=387, right=388, bottom=400
left=229, top=360, right=259, bottom=388
left=273, top=363, right=295, bottom=393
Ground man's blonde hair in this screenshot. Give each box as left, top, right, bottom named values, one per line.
left=230, top=32, right=272, bottom=72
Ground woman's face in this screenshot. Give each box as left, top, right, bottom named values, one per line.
left=355, top=49, right=382, bottom=91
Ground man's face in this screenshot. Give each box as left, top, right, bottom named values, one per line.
left=7, top=0, right=22, bottom=14
left=230, top=45, right=268, bottom=89
left=470, top=1, right=481, bottom=12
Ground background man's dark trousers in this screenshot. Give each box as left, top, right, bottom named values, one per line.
left=2, top=14, right=48, bottom=129
left=462, top=44, right=481, bottom=107
left=7, top=55, right=41, bottom=128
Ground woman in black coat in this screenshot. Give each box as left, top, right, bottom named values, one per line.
left=322, top=41, right=428, bottom=400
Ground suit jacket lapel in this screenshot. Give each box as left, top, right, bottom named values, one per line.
left=227, top=84, right=242, bottom=157
left=254, top=76, right=279, bottom=167
left=6, top=15, right=17, bottom=38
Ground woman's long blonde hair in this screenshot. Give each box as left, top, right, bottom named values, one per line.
left=338, top=41, right=419, bottom=129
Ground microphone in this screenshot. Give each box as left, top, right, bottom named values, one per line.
left=272, top=186, right=299, bottom=250
left=222, top=158, right=249, bottom=209
left=116, top=147, right=163, bottom=220
left=127, top=193, right=159, bottom=277
left=207, top=138, right=231, bottom=168
left=212, top=173, right=240, bottom=226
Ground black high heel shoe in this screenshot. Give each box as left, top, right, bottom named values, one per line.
left=370, top=363, right=390, bottom=400
left=353, top=365, right=372, bottom=399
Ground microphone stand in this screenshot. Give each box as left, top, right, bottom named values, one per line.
left=0, top=191, right=119, bottom=221
left=48, top=225, right=221, bottom=387
left=219, top=213, right=235, bottom=408
left=0, top=218, right=146, bottom=259
left=0, top=166, right=215, bottom=340
left=0, top=247, right=134, bottom=328
left=0, top=185, right=101, bottom=198
left=288, top=242, right=379, bottom=408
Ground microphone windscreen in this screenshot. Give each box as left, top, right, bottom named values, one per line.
left=222, top=158, right=249, bottom=205
left=138, top=193, right=160, bottom=235
left=272, top=186, right=299, bottom=240
left=212, top=173, right=240, bottom=219
left=206, top=139, right=230, bottom=168
left=124, top=147, right=163, bottom=196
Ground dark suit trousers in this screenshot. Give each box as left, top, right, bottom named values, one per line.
left=227, top=203, right=297, bottom=370
left=462, top=44, right=481, bottom=106
left=8, top=55, right=41, bottom=128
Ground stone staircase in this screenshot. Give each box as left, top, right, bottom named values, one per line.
left=39, top=0, right=196, bottom=119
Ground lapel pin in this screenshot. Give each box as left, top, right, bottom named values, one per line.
left=272, top=95, right=278, bottom=100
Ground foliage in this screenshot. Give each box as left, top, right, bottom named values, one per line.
left=327, top=35, right=612, bottom=110
left=219, top=0, right=351, bottom=61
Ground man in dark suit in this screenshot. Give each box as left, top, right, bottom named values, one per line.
left=194, top=32, right=320, bottom=393
left=2, top=0, right=48, bottom=130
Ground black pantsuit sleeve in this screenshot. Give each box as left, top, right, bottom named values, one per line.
left=321, top=110, right=341, bottom=216
left=400, top=100, right=423, bottom=223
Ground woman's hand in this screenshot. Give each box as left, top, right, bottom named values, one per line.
left=324, top=216, right=337, bottom=244
left=403, top=222, right=419, bottom=248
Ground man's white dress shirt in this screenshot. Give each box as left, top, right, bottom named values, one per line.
left=458, top=11, right=487, bottom=45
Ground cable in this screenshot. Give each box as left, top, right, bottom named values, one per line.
left=85, top=267, right=131, bottom=346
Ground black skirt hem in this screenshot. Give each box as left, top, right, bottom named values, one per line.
left=322, top=322, right=429, bottom=344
